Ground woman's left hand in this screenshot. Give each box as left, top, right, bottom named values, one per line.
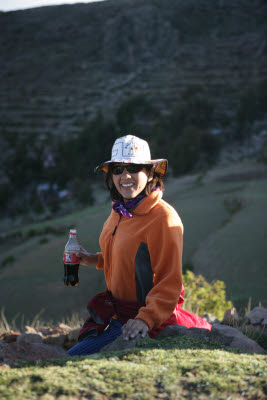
left=122, top=318, right=149, bottom=341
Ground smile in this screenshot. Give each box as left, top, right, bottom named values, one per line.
left=121, top=183, right=134, bottom=188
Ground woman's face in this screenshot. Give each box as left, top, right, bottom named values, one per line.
left=111, top=164, right=152, bottom=202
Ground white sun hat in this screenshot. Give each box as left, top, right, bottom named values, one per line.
left=95, top=135, right=168, bottom=178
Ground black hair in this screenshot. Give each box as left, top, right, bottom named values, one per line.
left=104, top=164, right=165, bottom=202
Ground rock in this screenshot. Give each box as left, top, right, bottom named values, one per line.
left=17, top=332, right=43, bottom=345
left=99, top=333, right=147, bottom=353
left=52, top=324, right=71, bottom=335
left=64, top=328, right=80, bottom=349
left=67, top=328, right=80, bottom=342
left=157, top=325, right=211, bottom=341
left=0, top=363, right=10, bottom=370
left=0, top=341, right=68, bottom=367
left=202, top=313, right=220, bottom=324
left=157, top=325, right=190, bottom=338
left=222, top=307, right=239, bottom=326
left=211, top=323, right=264, bottom=353
left=0, top=340, right=8, bottom=352
left=43, top=334, right=66, bottom=347
left=262, top=318, right=267, bottom=326
left=0, top=331, right=20, bottom=343
left=248, top=307, right=267, bottom=325
left=23, top=326, right=37, bottom=333
left=39, top=326, right=54, bottom=336
left=186, top=327, right=212, bottom=340
left=157, top=323, right=264, bottom=354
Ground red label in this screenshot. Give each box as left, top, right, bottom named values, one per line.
left=64, top=251, right=79, bottom=264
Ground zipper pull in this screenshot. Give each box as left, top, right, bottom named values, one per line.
left=112, top=215, right=121, bottom=236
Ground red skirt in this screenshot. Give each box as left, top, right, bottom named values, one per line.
left=78, top=287, right=211, bottom=341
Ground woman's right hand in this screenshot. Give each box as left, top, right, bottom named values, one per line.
left=76, top=246, right=98, bottom=266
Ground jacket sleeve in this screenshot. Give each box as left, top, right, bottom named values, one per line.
left=135, top=207, right=183, bottom=330
left=96, top=252, right=104, bottom=270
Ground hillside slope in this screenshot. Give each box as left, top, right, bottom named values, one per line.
left=0, top=0, right=266, bottom=141
left=0, top=160, right=266, bottom=323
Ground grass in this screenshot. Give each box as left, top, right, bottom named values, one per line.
left=0, top=307, right=48, bottom=333
left=0, top=306, right=84, bottom=334
left=0, top=160, right=266, bottom=323
left=239, top=325, right=267, bottom=351
left=191, top=178, right=267, bottom=309
left=0, top=336, right=266, bottom=399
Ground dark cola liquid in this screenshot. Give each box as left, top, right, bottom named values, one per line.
left=64, top=263, right=79, bottom=286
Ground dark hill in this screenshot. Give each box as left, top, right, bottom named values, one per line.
left=0, top=0, right=266, bottom=141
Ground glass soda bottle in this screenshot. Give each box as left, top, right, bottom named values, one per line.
left=63, top=229, right=80, bottom=286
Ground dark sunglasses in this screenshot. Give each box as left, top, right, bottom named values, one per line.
left=110, top=164, right=144, bottom=175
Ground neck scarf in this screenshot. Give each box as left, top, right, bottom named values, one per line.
left=112, top=193, right=146, bottom=218
left=112, top=188, right=159, bottom=218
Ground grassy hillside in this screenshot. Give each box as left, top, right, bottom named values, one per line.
left=168, top=161, right=267, bottom=310
left=0, top=336, right=266, bottom=399
left=0, top=160, right=266, bottom=323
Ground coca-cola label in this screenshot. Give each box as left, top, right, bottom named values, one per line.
left=64, top=251, right=79, bottom=264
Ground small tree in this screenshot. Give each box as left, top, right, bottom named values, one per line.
left=182, top=270, right=233, bottom=320
left=236, top=79, right=267, bottom=141
left=116, top=94, right=158, bottom=135
left=200, top=131, right=221, bottom=166
left=170, top=126, right=202, bottom=176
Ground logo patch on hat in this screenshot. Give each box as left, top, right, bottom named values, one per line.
left=124, top=140, right=139, bottom=157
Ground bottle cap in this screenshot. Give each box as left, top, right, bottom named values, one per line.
left=69, top=229, right=77, bottom=235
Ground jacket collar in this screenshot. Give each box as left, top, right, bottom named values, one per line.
left=132, top=190, right=163, bottom=216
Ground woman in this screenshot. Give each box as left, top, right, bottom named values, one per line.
left=67, top=135, right=211, bottom=356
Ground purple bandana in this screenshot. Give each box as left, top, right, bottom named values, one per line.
left=112, top=188, right=159, bottom=218
left=112, top=193, right=146, bottom=218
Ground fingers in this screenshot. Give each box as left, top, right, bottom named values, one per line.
left=122, top=319, right=149, bottom=341
left=76, top=246, right=86, bottom=258
left=126, top=319, right=148, bottom=340
left=63, top=246, right=90, bottom=266
left=75, top=249, right=90, bottom=266
left=121, top=319, right=134, bottom=340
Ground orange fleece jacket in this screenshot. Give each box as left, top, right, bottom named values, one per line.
left=96, top=190, right=184, bottom=331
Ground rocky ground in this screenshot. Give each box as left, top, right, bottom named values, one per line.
left=0, top=306, right=266, bottom=369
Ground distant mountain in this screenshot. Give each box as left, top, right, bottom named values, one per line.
left=0, top=0, right=266, bottom=141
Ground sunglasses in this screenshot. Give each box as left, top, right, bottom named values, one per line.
left=110, top=164, right=144, bottom=175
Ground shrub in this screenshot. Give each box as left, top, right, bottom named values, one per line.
left=1, top=255, right=16, bottom=268
left=170, top=126, right=201, bottom=175
left=182, top=270, right=233, bottom=320
left=26, top=228, right=38, bottom=238
left=258, top=142, right=267, bottom=164
left=70, top=178, right=94, bottom=206
left=0, top=184, right=10, bottom=208
left=116, top=94, right=158, bottom=133
left=161, top=85, right=220, bottom=175
left=168, top=86, right=214, bottom=136
left=39, top=237, right=49, bottom=245
left=236, top=79, right=267, bottom=140
left=200, top=131, right=222, bottom=166
left=224, top=197, right=244, bottom=215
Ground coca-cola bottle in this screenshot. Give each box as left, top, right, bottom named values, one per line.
left=63, top=229, right=80, bottom=287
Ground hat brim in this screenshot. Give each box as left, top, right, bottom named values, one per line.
left=95, top=159, right=168, bottom=178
